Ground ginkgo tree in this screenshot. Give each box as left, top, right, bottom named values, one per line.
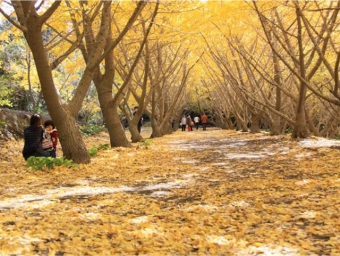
left=114, top=1, right=206, bottom=140
left=198, top=1, right=340, bottom=138
left=65, top=0, right=150, bottom=147
left=0, top=0, right=145, bottom=163
left=253, top=1, right=340, bottom=138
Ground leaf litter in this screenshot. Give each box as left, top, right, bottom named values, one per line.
left=0, top=129, right=340, bottom=255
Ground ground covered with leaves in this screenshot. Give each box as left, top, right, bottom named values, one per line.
left=1, top=128, right=340, bottom=255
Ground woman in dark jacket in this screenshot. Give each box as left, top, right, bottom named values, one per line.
left=22, top=114, right=50, bottom=160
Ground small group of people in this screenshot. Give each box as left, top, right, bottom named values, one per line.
left=22, top=114, right=58, bottom=161
left=181, top=113, right=208, bottom=131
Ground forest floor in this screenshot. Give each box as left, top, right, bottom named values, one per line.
left=1, top=127, right=340, bottom=255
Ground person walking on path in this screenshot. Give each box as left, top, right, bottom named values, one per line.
left=201, top=113, right=208, bottom=131
left=187, top=115, right=193, bottom=131
left=194, top=115, right=200, bottom=130
left=181, top=115, right=187, bottom=131
left=23, top=114, right=50, bottom=160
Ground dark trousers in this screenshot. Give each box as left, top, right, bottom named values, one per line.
left=50, top=148, right=56, bottom=158
left=181, top=124, right=186, bottom=131
left=202, top=123, right=207, bottom=130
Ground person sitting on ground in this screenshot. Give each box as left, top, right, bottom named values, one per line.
left=44, top=120, right=58, bottom=158
left=22, top=114, right=50, bottom=160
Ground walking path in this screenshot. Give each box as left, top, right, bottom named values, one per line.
left=1, top=129, right=340, bottom=255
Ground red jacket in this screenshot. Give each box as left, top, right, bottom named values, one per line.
left=50, top=129, right=58, bottom=148
left=201, top=114, right=208, bottom=124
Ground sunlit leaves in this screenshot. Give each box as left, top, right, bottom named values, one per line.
left=1, top=129, right=340, bottom=254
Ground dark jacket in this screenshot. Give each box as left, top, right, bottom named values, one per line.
left=22, top=125, right=49, bottom=160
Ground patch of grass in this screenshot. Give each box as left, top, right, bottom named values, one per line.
left=88, top=143, right=110, bottom=157
left=285, top=128, right=293, bottom=134
left=137, top=139, right=152, bottom=149
left=80, top=124, right=106, bottom=136
left=26, top=156, right=77, bottom=171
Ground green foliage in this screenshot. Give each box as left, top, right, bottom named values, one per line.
left=0, top=80, right=13, bottom=107
left=137, top=139, right=152, bottom=149
left=26, top=156, right=77, bottom=171
left=0, top=120, right=5, bottom=126
left=285, top=128, right=293, bottom=134
left=88, top=143, right=110, bottom=157
left=80, top=124, right=105, bottom=136
left=335, top=135, right=340, bottom=140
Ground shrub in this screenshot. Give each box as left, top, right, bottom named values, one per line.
left=88, top=143, right=110, bottom=157
left=137, top=139, right=152, bottom=149
left=80, top=124, right=105, bottom=136
left=26, top=156, right=77, bottom=171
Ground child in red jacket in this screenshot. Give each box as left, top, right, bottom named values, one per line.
left=44, top=120, right=58, bottom=158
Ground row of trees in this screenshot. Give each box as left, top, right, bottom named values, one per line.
left=1, top=1, right=340, bottom=164
left=0, top=1, right=202, bottom=163
left=199, top=1, right=340, bottom=138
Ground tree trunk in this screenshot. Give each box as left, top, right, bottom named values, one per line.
left=270, top=33, right=283, bottom=135
left=130, top=118, right=143, bottom=142
left=250, top=114, right=261, bottom=133
left=21, top=3, right=90, bottom=163
left=93, top=88, right=133, bottom=148
left=292, top=6, right=309, bottom=139
left=305, top=108, right=319, bottom=136
left=106, top=107, right=131, bottom=147
left=58, top=113, right=90, bottom=163
left=150, top=121, right=163, bottom=138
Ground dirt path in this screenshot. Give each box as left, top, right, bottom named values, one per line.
left=1, top=129, right=340, bottom=255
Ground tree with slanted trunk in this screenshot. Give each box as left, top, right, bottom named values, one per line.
left=1, top=0, right=108, bottom=163
left=253, top=1, right=340, bottom=138
left=67, top=1, right=151, bottom=147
